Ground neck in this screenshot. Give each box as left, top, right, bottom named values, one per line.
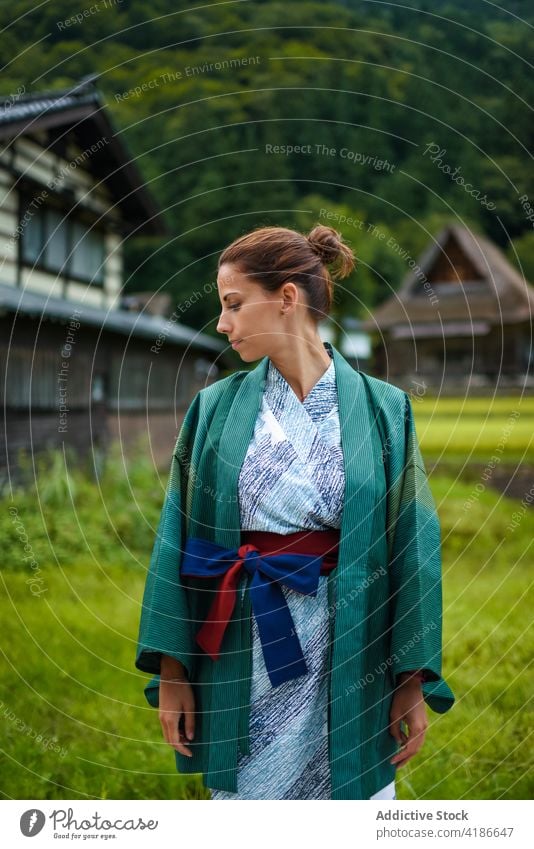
left=268, top=338, right=332, bottom=402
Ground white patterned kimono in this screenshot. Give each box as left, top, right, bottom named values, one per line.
left=210, top=348, right=396, bottom=800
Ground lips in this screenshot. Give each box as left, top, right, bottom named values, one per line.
left=230, top=339, right=242, bottom=348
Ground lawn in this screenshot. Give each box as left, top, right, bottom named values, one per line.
left=1, top=401, right=532, bottom=800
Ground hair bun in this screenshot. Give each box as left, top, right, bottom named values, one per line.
left=306, top=224, right=356, bottom=280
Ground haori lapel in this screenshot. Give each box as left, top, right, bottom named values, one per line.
left=207, top=359, right=270, bottom=786
left=215, top=357, right=269, bottom=545
left=327, top=345, right=379, bottom=800
left=330, top=344, right=376, bottom=579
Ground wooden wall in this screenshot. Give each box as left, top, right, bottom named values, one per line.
left=0, top=313, right=218, bottom=487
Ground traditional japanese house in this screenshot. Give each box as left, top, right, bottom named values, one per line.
left=0, top=76, right=225, bottom=485
left=365, top=224, right=534, bottom=391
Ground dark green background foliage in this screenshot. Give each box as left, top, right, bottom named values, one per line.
left=2, top=0, right=532, bottom=332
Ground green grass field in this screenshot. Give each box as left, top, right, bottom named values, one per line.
left=412, top=394, right=534, bottom=464
left=1, top=398, right=532, bottom=800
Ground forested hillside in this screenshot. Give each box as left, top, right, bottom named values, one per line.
left=1, top=0, right=532, bottom=332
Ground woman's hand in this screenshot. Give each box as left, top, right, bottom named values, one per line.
left=389, top=672, right=428, bottom=767
left=158, top=656, right=195, bottom=758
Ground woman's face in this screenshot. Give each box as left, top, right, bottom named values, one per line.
left=216, top=262, right=291, bottom=362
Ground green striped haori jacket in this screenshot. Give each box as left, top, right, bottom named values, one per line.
left=135, top=342, right=455, bottom=799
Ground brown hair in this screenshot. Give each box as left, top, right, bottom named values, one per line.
left=218, top=224, right=356, bottom=321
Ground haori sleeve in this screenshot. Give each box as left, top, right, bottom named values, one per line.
left=134, top=392, right=201, bottom=693
left=387, top=392, right=455, bottom=715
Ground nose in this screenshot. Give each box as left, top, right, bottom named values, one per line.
left=216, top=311, right=230, bottom=335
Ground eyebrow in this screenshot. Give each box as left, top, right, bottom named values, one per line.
left=222, top=291, right=241, bottom=301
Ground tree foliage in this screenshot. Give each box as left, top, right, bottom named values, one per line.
left=1, top=0, right=532, bottom=332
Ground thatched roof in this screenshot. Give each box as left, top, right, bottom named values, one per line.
left=365, top=225, right=534, bottom=335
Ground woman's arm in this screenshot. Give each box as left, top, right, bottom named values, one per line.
left=396, top=669, right=424, bottom=685
left=159, top=655, right=195, bottom=758
left=161, top=655, right=189, bottom=682
left=389, top=673, right=428, bottom=768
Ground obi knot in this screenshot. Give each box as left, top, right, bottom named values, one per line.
left=180, top=530, right=339, bottom=687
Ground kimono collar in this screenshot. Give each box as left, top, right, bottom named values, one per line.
left=265, top=343, right=336, bottom=410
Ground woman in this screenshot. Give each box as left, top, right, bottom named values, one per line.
left=135, top=224, right=454, bottom=800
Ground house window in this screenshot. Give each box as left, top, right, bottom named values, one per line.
left=20, top=200, right=105, bottom=286
left=22, top=209, right=43, bottom=263
left=70, top=221, right=105, bottom=282
left=44, top=208, right=69, bottom=273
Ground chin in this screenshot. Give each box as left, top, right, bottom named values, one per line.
left=236, top=344, right=261, bottom=363
left=232, top=340, right=268, bottom=362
